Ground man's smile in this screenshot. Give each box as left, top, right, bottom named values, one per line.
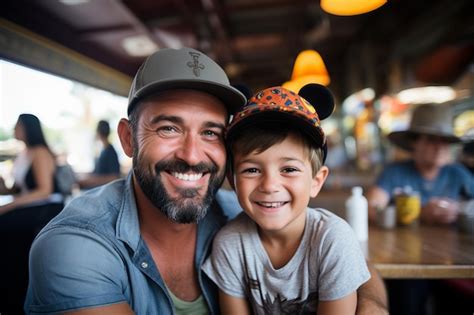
left=171, top=172, right=204, bottom=181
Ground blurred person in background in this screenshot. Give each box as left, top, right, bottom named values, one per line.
left=460, top=140, right=474, bottom=175
left=0, top=113, right=64, bottom=315
left=0, top=113, right=62, bottom=214
left=367, top=103, right=473, bottom=225
left=367, top=103, right=473, bottom=315
left=77, top=120, right=121, bottom=189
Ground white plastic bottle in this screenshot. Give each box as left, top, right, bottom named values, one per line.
left=345, top=186, right=369, bottom=242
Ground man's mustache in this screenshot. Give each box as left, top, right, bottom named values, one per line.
left=154, top=159, right=218, bottom=175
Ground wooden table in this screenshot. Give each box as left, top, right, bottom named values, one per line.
left=367, top=225, right=474, bottom=279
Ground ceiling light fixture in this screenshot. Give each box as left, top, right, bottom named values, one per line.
left=397, top=86, right=456, bottom=104
left=121, top=35, right=158, bottom=57
left=283, top=50, right=330, bottom=93
left=320, top=0, right=387, bottom=16
left=59, top=0, right=90, bottom=5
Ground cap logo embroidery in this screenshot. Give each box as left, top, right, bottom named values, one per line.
left=187, top=52, right=205, bottom=77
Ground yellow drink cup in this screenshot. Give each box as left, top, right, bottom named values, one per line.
left=395, top=194, right=421, bottom=225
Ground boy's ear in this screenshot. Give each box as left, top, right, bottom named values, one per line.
left=310, top=166, right=329, bottom=198
left=118, top=118, right=133, bottom=158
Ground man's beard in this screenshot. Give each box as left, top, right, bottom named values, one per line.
left=133, top=148, right=225, bottom=224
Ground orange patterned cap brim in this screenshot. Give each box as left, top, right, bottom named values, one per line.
left=227, top=84, right=334, bottom=160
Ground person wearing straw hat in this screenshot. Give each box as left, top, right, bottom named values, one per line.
left=25, top=48, right=387, bottom=315
left=368, top=103, right=473, bottom=225
left=367, top=103, right=473, bottom=315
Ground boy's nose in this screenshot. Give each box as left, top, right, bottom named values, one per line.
left=258, top=172, right=280, bottom=193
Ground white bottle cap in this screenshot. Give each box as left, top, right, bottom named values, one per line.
left=352, top=186, right=363, bottom=195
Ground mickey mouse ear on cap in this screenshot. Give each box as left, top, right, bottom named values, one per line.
left=298, top=83, right=335, bottom=120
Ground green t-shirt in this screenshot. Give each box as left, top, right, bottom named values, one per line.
left=167, top=288, right=209, bottom=315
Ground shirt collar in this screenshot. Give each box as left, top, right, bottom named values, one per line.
left=116, top=172, right=141, bottom=251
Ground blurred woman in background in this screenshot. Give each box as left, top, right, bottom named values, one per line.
left=0, top=113, right=66, bottom=314
left=0, top=113, right=60, bottom=214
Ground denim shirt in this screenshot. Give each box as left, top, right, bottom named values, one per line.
left=25, top=173, right=236, bottom=315
left=376, top=161, right=474, bottom=205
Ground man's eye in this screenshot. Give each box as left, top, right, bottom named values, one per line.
left=202, top=130, right=221, bottom=139
left=157, top=126, right=178, bottom=135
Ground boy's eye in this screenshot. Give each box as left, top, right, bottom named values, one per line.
left=282, top=167, right=299, bottom=173
left=241, top=167, right=260, bottom=174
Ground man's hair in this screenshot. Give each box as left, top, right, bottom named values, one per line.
left=97, top=120, right=110, bottom=138
left=228, top=122, right=323, bottom=177
left=128, top=104, right=141, bottom=135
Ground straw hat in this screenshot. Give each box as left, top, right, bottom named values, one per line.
left=388, top=103, right=461, bottom=151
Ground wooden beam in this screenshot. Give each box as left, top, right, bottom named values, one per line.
left=0, top=19, right=132, bottom=96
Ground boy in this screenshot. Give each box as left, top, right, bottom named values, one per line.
left=202, top=84, right=370, bottom=314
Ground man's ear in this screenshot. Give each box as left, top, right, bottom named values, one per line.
left=310, top=165, right=329, bottom=198
left=118, top=118, right=133, bottom=158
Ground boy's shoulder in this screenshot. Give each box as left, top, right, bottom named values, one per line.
left=306, top=207, right=358, bottom=244
left=213, top=212, right=255, bottom=242
left=306, top=207, right=354, bottom=235
left=307, top=207, right=345, bottom=224
left=219, top=211, right=254, bottom=232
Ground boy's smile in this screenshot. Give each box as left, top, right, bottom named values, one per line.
left=233, top=132, right=327, bottom=233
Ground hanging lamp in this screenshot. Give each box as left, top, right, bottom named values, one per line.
left=283, top=50, right=330, bottom=93
left=320, top=0, right=387, bottom=16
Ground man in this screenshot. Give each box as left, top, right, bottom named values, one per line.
left=367, top=103, right=473, bottom=315
left=25, top=47, right=387, bottom=314
left=367, top=103, right=473, bottom=224
left=78, top=120, right=121, bottom=189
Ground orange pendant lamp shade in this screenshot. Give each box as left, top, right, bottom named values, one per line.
left=321, top=0, right=387, bottom=16
left=283, top=50, right=330, bottom=93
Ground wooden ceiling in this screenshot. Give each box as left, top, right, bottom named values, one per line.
left=1, top=0, right=473, bottom=100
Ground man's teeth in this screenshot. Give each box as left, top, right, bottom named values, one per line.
left=257, top=201, right=286, bottom=208
left=172, top=172, right=203, bottom=181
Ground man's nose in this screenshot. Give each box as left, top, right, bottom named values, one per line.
left=175, top=134, right=204, bottom=165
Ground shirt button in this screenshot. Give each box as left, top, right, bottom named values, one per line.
left=141, top=262, right=148, bottom=269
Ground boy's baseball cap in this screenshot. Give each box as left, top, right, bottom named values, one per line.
left=227, top=84, right=335, bottom=161
left=127, top=47, right=247, bottom=115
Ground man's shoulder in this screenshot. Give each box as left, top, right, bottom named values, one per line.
left=104, top=144, right=119, bottom=155
left=215, top=189, right=243, bottom=220
left=44, top=178, right=128, bottom=235
left=443, top=162, right=471, bottom=175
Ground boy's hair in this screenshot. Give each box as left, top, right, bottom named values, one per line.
left=229, top=122, right=323, bottom=177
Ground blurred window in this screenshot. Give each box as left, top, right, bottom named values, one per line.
left=0, top=60, right=130, bottom=182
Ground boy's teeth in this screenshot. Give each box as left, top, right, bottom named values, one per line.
left=172, top=172, right=203, bottom=181
left=258, top=201, right=285, bottom=208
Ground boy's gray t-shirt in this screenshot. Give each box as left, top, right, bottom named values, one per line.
left=202, top=208, right=370, bottom=314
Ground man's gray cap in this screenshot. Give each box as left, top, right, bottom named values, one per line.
left=127, top=47, right=246, bottom=115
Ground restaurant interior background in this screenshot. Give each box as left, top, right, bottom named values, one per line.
left=1, top=0, right=473, bottom=206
